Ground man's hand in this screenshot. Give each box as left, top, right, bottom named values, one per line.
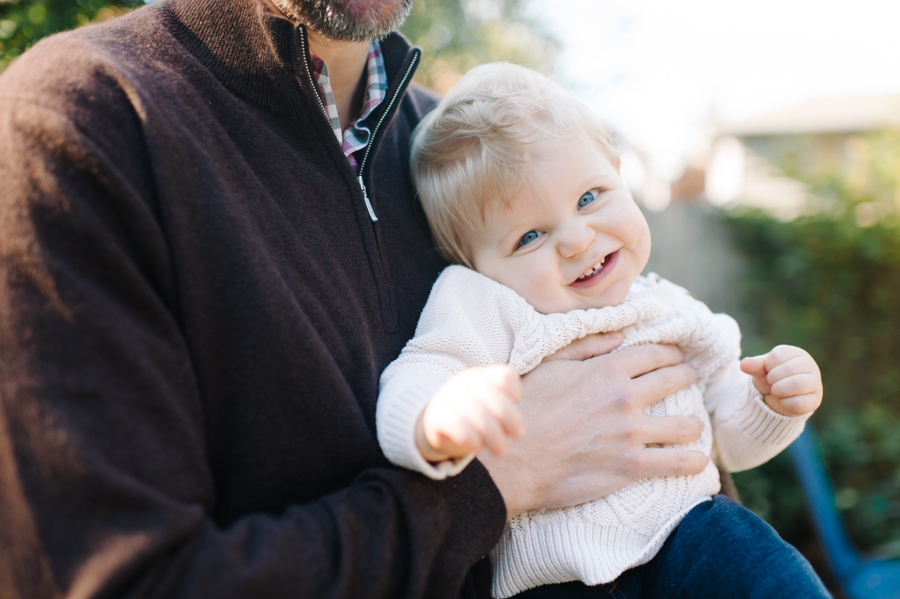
left=416, top=365, right=526, bottom=463
left=479, top=333, right=707, bottom=520
left=740, top=345, right=823, bottom=417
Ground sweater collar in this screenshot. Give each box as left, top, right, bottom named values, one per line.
left=154, top=0, right=419, bottom=115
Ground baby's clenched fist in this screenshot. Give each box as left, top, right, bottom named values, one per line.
left=416, top=365, right=525, bottom=463
left=740, top=345, right=823, bottom=417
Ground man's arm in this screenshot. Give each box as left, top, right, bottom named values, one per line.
left=0, top=50, right=504, bottom=599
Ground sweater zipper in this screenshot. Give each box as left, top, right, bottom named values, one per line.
left=297, top=28, right=381, bottom=218
left=299, top=28, right=420, bottom=223
left=297, top=29, right=419, bottom=333
left=299, top=28, right=329, bottom=132
left=356, top=48, right=421, bottom=222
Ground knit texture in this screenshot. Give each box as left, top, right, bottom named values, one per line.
left=377, top=265, right=810, bottom=597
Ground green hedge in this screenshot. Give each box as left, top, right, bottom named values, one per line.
left=0, top=0, right=145, bottom=72
left=726, top=131, right=900, bottom=560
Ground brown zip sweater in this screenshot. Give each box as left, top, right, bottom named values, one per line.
left=0, top=0, right=506, bottom=597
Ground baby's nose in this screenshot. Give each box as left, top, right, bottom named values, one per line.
left=558, top=223, right=595, bottom=258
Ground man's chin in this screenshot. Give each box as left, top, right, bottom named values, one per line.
left=273, top=0, right=414, bottom=43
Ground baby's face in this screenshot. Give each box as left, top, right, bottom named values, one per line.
left=470, top=137, right=651, bottom=314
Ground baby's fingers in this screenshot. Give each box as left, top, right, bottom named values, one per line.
left=740, top=355, right=767, bottom=377
left=481, top=365, right=524, bottom=403
left=469, top=366, right=526, bottom=439
left=740, top=356, right=772, bottom=395
left=483, top=395, right=526, bottom=440
left=773, top=392, right=821, bottom=416
left=766, top=354, right=818, bottom=384
left=475, top=410, right=512, bottom=457
left=770, top=372, right=819, bottom=398
left=423, top=407, right=485, bottom=457
left=462, top=395, right=524, bottom=456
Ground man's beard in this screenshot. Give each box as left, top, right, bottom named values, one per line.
left=273, top=0, right=414, bottom=43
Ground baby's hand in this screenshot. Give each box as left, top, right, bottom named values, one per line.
left=416, top=365, right=526, bottom=463
left=740, top=345, right=823, bottom=416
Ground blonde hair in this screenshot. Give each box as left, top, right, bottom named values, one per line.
left=411, top=62, right=620, bottom=267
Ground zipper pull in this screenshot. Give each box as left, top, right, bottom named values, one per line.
left=358, top=176, right=378, bottom=222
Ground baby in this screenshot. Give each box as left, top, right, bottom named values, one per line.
left=376, top=63, right=829, bottom=598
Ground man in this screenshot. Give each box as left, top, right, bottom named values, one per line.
left=0, top=0, right=705, bottom=597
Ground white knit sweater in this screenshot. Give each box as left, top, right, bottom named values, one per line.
left=376, top=266, right=809, bottom=598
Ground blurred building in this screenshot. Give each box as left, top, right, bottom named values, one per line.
left=704, top=94, right=900, bottom=219
left=640, top=94, right=900, bottom=320
left=624, top=146, right=748, bottom=323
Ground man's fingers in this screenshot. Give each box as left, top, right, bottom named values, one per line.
left=627, top=362, right=695, bottom=410
left=605, top=343, right=686, bottom=379
left=634, top=447, right=709, bottom=479
left=639, top=414, right=705, bottom=446
left=543, top=332, right=623, bottom=363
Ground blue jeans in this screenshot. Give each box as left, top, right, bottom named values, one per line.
left=511, top=495, right=831, bottom=599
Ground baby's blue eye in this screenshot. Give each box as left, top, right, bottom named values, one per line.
left=578, top=190, right=598, bottom=208
left=519, top=230, right=540, bottom=247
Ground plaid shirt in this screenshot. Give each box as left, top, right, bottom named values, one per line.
left=310, top=42, right=388, bottom=172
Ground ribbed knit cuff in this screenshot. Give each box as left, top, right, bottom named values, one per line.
left=720, top=382, right=811, bottom=470
left=376, top=380, right=475, bottom=480
left=736, top=384, right=811, bottom=443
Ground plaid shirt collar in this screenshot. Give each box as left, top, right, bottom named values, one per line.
left=309, top=41, right=388, bottom=172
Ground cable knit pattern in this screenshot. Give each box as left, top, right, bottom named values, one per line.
left=376, top=265, right=811, bottom=597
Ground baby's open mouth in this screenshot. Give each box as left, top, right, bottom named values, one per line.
left=574, top=251, right=617, bottom=283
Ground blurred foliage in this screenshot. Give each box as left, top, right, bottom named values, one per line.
left=0, top=0, right=142, bottom=72
left=1, top=0, right=558, bottom=90
left=400, top=0, right=557, bottom=94
left=728, top=129, right=900, bottom=559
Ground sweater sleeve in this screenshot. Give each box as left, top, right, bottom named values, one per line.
left=0, top=41, right=504, bottom=599
left=702, top=316, right=811, bottom=472
left=377, top=267, right=527, bottom=480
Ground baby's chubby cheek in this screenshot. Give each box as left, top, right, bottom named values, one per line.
left=503, top=267, right=567, bottom=313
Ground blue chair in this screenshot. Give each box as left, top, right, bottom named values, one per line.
left=788, top=427, right=900, bottom=599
